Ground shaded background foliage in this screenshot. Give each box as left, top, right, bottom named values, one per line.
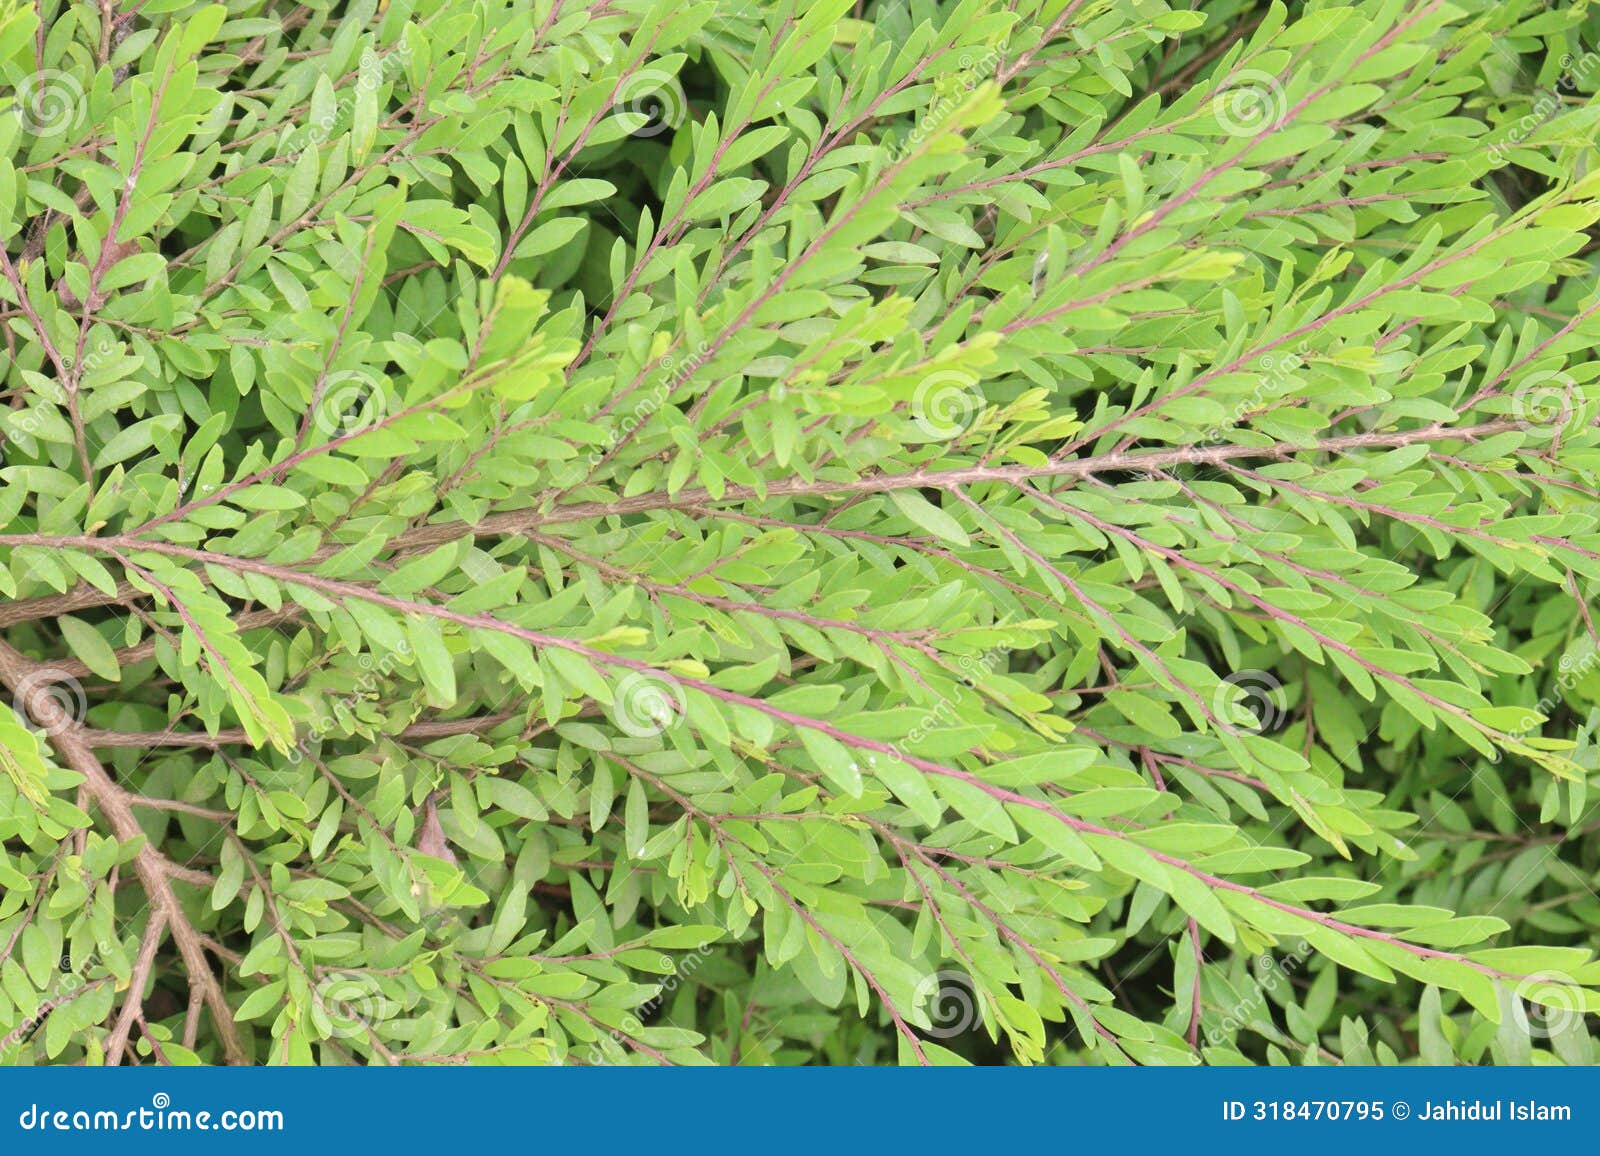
left=2, top=0, right=1600, bottom=1066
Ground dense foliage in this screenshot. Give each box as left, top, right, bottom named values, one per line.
left=3, top=0, right=1600, bottom=1066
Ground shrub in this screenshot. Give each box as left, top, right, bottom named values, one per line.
left=3, top=0, right=1600, bottom=1066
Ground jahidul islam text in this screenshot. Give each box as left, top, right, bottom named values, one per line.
left=1417, top=1101, right=1570, bottom=1122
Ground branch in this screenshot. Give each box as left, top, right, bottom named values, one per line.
left=0, top=419, right=1524, bottom=628
left=0, top=639, right=249, bottom=1064
left=104, top=910, right=168, bottom=1065
left=48, top=606, right=299, bottom=680
left=77, top=709, right=522, bottom=749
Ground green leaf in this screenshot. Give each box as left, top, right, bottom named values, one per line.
left=59, top=616, right=120, bottom=682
